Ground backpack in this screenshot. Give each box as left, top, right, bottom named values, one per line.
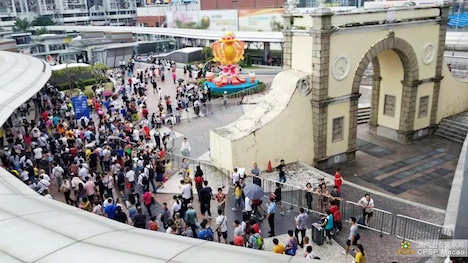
left=142, top=175, right=149, bottom=186
left=333, top=209, right=342, bottom=222
left=89, top=133, right=95, bottom=141
left=252, top=233, right=263, bottom=249
left=147, top=166, right=155, bottom=180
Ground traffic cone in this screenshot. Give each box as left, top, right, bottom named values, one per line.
left=267, top=161, right=273, bottom=173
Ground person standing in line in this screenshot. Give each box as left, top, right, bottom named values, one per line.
left=185, top=203, right=198, bottom=238
left=276, top=159, right=286, bottom=183
left=274, top=182, right=285, bottom=216
left=267, top=196, right=276, bottom=237
left=200, top=180, right=213, bottom=220
left=180, top=137, right=191, bottom=157
left=319, top=209, right=334, bottom=245
left=358, top=193, right=375, bottom=226
left=354, top=244, right=365, bottom=263
left=215, top=210, right=228, bottom=244
left=334, top=168, right=343, bottom=192
left=343, top=216, right=360, bottom=256
left=295, top=207, right=308, bottom=248
left=142, top=191, right=154, bottom=217
left=250, top=162, right=261, bottom=186
left=159, top=202, right=171, bottom=230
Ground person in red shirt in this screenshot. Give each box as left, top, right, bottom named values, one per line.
left=142, top=191, right=154, bottom=217
left=42, top=111, right=49, bottom=121
left=147, top=216, right=159, bottom=231
left=249, top=219, right=260, bottom=234
left=329, top=200, right=342, bottom=233
left=334, top=168, right=343, bottom=192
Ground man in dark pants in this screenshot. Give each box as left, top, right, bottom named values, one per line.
left=266, top=196, right=277, bottom=237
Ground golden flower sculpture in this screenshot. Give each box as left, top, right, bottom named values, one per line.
left=211, top=31, right=246, bottom=66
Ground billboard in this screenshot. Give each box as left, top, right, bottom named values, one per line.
left=238, top=8, right=284, bottom=32
left=166, top=10, right=238, bottom=31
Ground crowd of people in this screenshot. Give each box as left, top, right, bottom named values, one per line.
left=0, top=57, right=370, bottom=262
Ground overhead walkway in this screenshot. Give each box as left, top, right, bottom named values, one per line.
left=49, top=25, right=468, bottom=50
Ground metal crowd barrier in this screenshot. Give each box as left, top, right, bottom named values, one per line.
left=244, top=175, right=327, bottom=216
left=160, top=160, right=454, bottom=242
left=394, top=214, right=454, bottom=243
left=343, top=201, right=394, bottom=237
left=243, top=176, right=452, bottom=242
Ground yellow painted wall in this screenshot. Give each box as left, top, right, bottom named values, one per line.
left=210, top=132, right=234, bottom=170
left=413, top=82, right=433, bottom=130
left=291, top=35, right=313, bottom=73
left=377, top=50, right=403, bottom=130
left=437, top=60, right=468, bottom=122
left=328, top=24, right=440, bottom=98
left=326, top=102, right=350, bottom=157
left=210, top=71, right=314, bottom=170
left=230, top=89, right=315, bottom=169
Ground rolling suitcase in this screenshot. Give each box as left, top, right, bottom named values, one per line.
left=311, top=223, right=325, bottom=246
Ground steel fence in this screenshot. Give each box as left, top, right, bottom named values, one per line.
left=244, top=176, right=327, bottom=216
left=343, top=201, right=394, bottom=236
left=394, top=214, right=454, bottom=243
left=162, top=159, right=453, bottom=242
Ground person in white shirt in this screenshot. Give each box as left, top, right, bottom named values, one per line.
left=39, top=170, right=51, bottom=181
left=180, top=180, right=192, bottom=203
left=180, top=138, right=191, bottom=157
left=21, top=170, right=29, bottom=182
left=125, top=167, right=136, bottom=187
left=231, top=168, right=240, bottom=186
left=358, top=193, right=375, bottom=226
left=78, top=165, right=88, bottom=181
left=37, top=176, right=50, bottom=193
left=215, top=210, right=228, bottom=244
left=244, top=196, right=253, bottom=219
left=33, top=147, right=43, bottom=162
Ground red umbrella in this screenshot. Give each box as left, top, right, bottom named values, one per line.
left=103, top=90, right=113, bottom=97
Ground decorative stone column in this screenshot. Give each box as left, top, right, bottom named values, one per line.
left=430, top=6, right=449, bottom=127
left=282, top=15, right=293, bottom=70
left=368, top=74, right=382, bottom=134
left=310, top=11, right=333, bottom=169
left=398, top=79, right=419, bottom=144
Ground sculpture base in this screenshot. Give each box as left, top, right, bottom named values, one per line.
left=204, top=80, right=259, bottom=94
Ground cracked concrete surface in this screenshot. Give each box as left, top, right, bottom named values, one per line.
left=211, top=70, right=309, bottom=141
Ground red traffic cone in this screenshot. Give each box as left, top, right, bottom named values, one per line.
left=267, top=161, right=273, bottom=173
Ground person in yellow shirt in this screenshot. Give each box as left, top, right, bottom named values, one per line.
left=272, top=238, right=284, bottom=254
left=355, top=244, right=365, bottom=263
left=232, top=182, right=243, bottom=212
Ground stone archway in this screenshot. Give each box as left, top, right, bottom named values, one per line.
left=348, top=35, right=420, bottom=154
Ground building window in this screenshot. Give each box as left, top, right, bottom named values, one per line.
left=383, top=95, right=396, bottom=117
left=418, top=96, right=429, bottom=118
left=332, top=117, right=344, bottom=142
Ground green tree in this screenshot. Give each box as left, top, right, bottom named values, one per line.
left=35, top=26, right=48, bottom=35
left=32, top=16, right=55, bottom=27
left=201, top=46, right=213, bottom=62
left=13, top=18, right=31, bottom=32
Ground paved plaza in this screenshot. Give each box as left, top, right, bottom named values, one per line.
left=35, top=60, right=460, bottom=263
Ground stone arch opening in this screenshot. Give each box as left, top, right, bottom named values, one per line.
left=348, top=36, right=420, bottom=154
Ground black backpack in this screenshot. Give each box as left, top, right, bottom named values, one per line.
left=142, top=175, right=149, bottom=186
left=147, top=165, right=155, bottom=180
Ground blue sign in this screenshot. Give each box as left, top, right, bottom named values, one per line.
left=71, top=95, right=90, bottom=120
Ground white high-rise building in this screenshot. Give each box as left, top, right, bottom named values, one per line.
left=0, top=0, right=137, bottom=29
